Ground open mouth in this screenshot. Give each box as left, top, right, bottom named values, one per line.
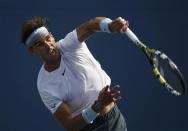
left=49, top=49, right=56, bottom=56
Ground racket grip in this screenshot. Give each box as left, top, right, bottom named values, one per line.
left=123, top=28, right=141, bottom=44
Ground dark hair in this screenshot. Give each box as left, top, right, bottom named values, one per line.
left=21, top=16, right=48, bottom=44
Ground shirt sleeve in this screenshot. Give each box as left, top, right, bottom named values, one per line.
left=56, top=29, right=84, bottom=52
left=38, top=90, right=63, bottom=114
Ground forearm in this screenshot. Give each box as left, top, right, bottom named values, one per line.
left=62, top=103, right=113, bottom=131
left=56, top=102, right=110, bottom=131
left=86, top=17, right=108, bottom=32
left=55, top=103, right=100, bottom=131
left=76, top=16, right=128, bottom=43
left=63, top=113, right=87, bottom=131
left=63, top=85, right=121, bottom=130
left=76, top=16, right=108, bottom=42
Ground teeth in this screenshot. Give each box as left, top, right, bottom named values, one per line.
left=49, top=49, right=54, bottom=55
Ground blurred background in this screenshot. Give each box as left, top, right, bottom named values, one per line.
left=0, top=0, right=188, bottom=131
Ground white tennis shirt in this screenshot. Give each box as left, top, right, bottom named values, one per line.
left=37, top=30, right=111, bottom=117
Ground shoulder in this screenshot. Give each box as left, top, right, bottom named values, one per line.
left=56, top=30, right=84, bottom=51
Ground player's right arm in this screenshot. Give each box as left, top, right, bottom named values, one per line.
left=76, top=17, right=129, bottom=43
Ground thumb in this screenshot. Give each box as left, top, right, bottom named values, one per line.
left=104, top=85, right=110, bottom=91
left=99, top=85, right=110, bottom=95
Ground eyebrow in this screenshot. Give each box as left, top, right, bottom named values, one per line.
left=32, top=34, right=51, bottom=47
left=32, top=41, right=41, bottom=48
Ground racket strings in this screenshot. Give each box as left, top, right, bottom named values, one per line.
left=154, top=54, right=186, bottom=95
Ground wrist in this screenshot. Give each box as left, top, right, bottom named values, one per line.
left=99, top=18, right=112, bottom=33
left=82, top=106, right=99, bottom=124
left=91, top=101, right=104, bottom=113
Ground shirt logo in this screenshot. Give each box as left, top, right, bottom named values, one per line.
left=62, top=68, right=66, bottom=76
left=51, top=103, right=56, bottom=109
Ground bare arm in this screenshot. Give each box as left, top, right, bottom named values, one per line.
left=54, top=103, right=86, bottom=131
left=76, top=17, right=105, bottom=43
left=76, top=17, right=129, bottom=43
left=54, top=85, right=121, bottom=131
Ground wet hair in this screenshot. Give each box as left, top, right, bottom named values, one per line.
left=21, top=16, right=48, bottom=44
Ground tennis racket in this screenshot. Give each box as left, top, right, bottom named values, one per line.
left=121, top=28, right=186, bottom=96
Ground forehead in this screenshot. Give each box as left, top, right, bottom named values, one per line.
left=26, top=26, right=49, bottom=47
left=37, top=33, right=50, bottom=42
left=31, top=33, right=51, bottom=47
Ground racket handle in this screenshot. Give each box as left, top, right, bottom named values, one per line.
left=122, top=28, right=141, bottom=45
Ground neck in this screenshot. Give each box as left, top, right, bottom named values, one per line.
left=44, top=56, right=61, bottom=72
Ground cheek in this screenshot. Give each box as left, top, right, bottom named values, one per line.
left=35, top=48, right=46, bottom=56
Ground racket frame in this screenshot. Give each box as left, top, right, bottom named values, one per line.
left=122, top=28, right=186, bottom=96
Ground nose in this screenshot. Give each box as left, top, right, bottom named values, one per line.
left=44, top=41, right=53, bottom=50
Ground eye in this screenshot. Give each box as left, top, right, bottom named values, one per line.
left=45, top=35, right=51, bottom=41
left=33, top=42, right=42, bottom=48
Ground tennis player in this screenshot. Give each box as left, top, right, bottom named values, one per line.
left=21, top=16, right=128, bottom=131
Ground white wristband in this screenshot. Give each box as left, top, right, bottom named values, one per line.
left=82, top=106, right=99, bottom=124
left=99, top=18, right=112, bottom=33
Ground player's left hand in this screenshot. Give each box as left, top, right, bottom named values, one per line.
left=97, top=85, right=122, bottom=106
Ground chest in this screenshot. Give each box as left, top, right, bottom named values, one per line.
left=64, top=64, right=102, bottom=101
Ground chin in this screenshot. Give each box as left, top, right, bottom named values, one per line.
left=49, top=55, right=60, bottom=61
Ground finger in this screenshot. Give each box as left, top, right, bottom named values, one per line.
left=112, top=19, right=125, bottom=27
left=111, top=17, right=126, bottom=27
left=115, top=23, right=125, bottom=31
left=112, top=96, right=122, bottom=102
left=99, top=85, right=109, bottom=95
left=109, top=90, right=121, bottom=101
left=110, top=23, right=124, bottom=32
left=110, top=85, right=120, bottom=91
left=112, top=19, right=121, bottom=24
left=109, top=85, right=120, bottom=93
left=121, top=25, right=128, bottom=32
left=110, top=90, right=121, bottom=97
left=117, top=17, right=128, bottom=25
left=117, top=17, right=129, bottom=27
left=117, top=17, right=123, bottom=21
left=118, top=17, right=127, bottom=23
left=126, top=20, right=129, bottom=26
left=104, top=85, right=110, bottom=92
left=101, top=85, right=109, bottom=92
left=113, top=92, right=122, bottom=99
left=111, top=21, right=129, bottom=32
left=110, top=18, right=122, bottom=30
left=124, top=21, right=129, bottom=28
left=113, top=17, right=123, bottom=23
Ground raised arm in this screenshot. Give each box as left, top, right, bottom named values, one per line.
left=76, top=17, right=129, bottom=43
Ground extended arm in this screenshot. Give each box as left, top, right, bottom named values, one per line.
left=76, top=16, right=129, bottom=43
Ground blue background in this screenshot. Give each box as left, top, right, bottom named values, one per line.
left=0, top=0, right=188, bottom=131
